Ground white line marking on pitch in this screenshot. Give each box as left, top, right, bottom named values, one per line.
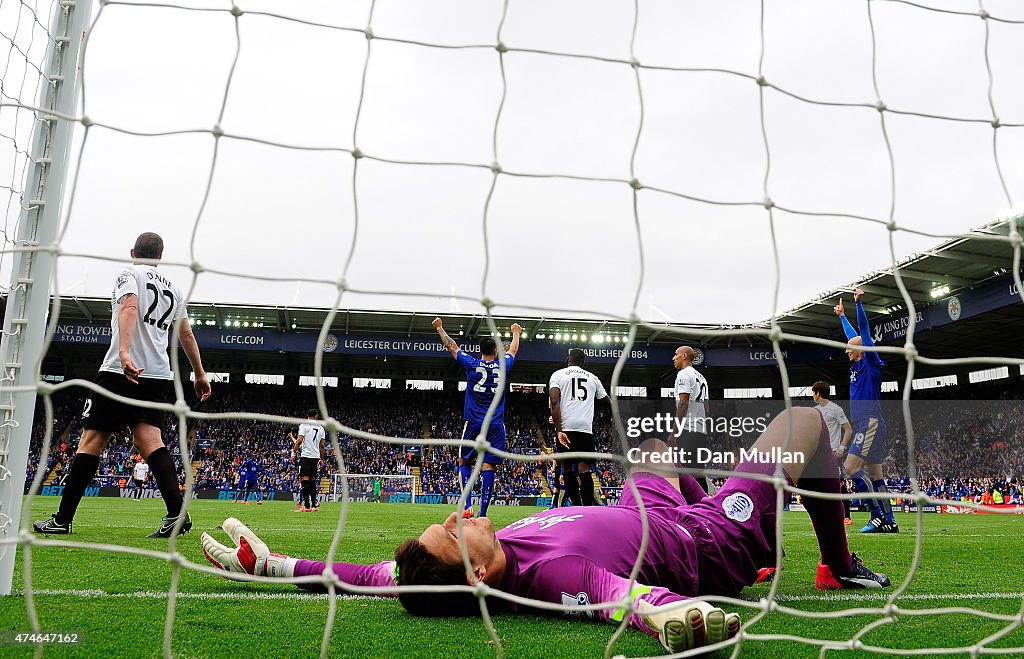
left=23, top=589, right=387, bottom=602
left=19, top=589, right=1024, bottom=604
left=763, top=592, right=1024, bottom=603
left=781, top=531, right=1015, bottom=538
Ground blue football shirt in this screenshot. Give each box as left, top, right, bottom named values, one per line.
left=457, top=351, right=515, bottom=424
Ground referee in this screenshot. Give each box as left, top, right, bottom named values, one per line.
left=548, top=349, right=608, bottom=506
left=812, top=381, right=854, bottom=524
left=290, top=409, right=326, bottom=511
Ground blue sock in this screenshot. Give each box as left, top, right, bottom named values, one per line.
left=850, top=470, right=881, bottom=519
left=479, top=470, right=496, bottom=517
left=459, top=464, right=473, bottom=510
left=873, top=479, right=895, bottom=524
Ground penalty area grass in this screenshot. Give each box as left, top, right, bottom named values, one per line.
left=1, top=498, right=1023, bottom=657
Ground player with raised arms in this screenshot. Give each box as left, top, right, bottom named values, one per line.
left=432, top=317, right=521, bottom=518
left=288, top=409, right=326, bottom=512
left=202, top=407, right=891, bottom=655
left=834, top=288, right=898, bottom=533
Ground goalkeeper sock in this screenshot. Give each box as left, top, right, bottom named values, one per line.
left=579, top=470, right=596, bottom=506
left=55, top=452, right=100, bottom=525
left=799, top=477, right=853, bottom=577
left=146, top=447, right=182, bottom=517
left=479, top=469, right=495, bottom=517
left=873, top=479, right=895, bottom=524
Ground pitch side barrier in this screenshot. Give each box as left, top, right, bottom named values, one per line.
left=29, top=486, right=555, bottom=507
left=29, top=487, right=1022, bottom=514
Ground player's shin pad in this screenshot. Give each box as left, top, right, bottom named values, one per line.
left=637, top=599, right=740, bottom=653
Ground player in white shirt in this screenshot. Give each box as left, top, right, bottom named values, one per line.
left=812, top=381, right=854, bottom=524
left=289, top=409, right=326, bottom=511
left=34, top=233, right=211, bottom=538
left=548, top=349, right=608, bottom=506
left=132, top=458, right=150, bottom=501
left=671, top=346, right=711, bottom=493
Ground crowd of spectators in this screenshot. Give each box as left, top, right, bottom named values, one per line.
left=20, top=377, right=1024, bottom=504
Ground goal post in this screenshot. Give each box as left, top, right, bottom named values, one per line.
left=1, top=0, right=1023, bottom=656
left=0, top=0, right=93, bottom=595
left=330, top=473, right=417, bottom=504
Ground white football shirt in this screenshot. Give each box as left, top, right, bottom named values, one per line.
left=133, top=462, right=150, bottom=481
left=815, top=400, right=849, bottom=452
left=548, top=365, right=608, bottom=434
left=298, top=422, right=326, bottom=459
left=99, top=264, right=188, bottom=380
left=673, top=366, right=709, bottom=433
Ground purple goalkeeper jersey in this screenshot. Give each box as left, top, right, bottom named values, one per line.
left=497, top=505, right=699, bottom=601
left=311, top=467, right=780, bottom=638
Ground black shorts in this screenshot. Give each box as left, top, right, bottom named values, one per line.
left=558, top=431, right=596, bottom=461
left=674, top=430, right=711, bottom=473
left=298, top=457, right=320, bottom=479
left=81, top=372, right=171, bottom=432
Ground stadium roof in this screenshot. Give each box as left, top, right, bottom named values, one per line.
left=768, top=217, right=1024, bottom=358
left=49, top=219, right=1023, bottom=345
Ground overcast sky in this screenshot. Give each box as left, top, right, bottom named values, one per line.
left=3, top=0, right=1024, bottom=325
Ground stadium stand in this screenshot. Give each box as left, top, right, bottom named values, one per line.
left=24, top=378, right=1024, bottom=505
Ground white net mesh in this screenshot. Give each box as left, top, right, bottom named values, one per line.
left=2, top=0, right=1024, bottom=657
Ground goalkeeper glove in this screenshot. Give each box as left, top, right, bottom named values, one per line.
left=637, top=598, right=741, bottom=653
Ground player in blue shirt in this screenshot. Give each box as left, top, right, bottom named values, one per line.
left=432, top=317, right=522, bottom=518
left=233, top=454, right=263, bottom=505
left=835, top=288, right=897, bottom=533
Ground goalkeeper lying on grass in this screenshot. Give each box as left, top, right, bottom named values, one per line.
left=202, top=408, right=890, bottom=654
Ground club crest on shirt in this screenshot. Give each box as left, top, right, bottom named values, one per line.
left=560, top=591, right=593, bottom=618
left=722, top=493, right=754, bottom=522
left=116, top=273, right=130, bottom=288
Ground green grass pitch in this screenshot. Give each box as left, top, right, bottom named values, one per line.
left=2, top=498, right=1023, bottom=658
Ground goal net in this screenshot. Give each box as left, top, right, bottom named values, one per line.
left=330, top=473, right=416, bottom=505
left=1, top=0, right=1023, bottom=657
